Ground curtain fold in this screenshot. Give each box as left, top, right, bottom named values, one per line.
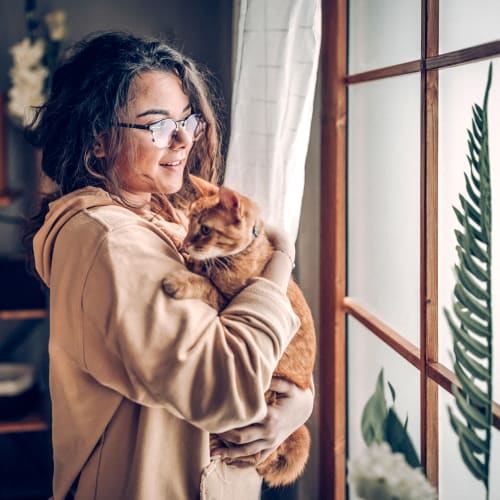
left=224, top=0, right=321, bottom=242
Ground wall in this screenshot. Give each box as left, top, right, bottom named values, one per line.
left=295, top=80, right=321, bottom=500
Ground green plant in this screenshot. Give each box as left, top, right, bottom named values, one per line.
left=444, top=62, right=493, bottom=499
left=361, top=368, right=420, bottom=468
left=350, top=369, right=437, bottom=500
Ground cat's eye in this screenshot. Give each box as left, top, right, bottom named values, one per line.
left=200, top=225, right=211, bottom=236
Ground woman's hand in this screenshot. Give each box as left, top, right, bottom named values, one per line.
left=262, top=225, right=296, bottom=290
left=265, top=224, right=296, bottom=264
left=210, top=377, right=314, bottom=465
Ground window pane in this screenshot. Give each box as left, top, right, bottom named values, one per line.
left=440, top=0, right=500, bottom=54
left=438, top=60, right=500, bottom=403
left=347, top=317, right=421, bottom=499
left=349, top=0, right=420, bottom=74
left=439, top=386, right=500, bottom=498
left=348, top=74, right=420, bottom=346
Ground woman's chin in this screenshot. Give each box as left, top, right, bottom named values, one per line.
left=158, top=166, right=185, bottom=194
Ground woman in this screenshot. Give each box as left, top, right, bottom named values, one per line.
left=25, top=31, right=313, bottom=500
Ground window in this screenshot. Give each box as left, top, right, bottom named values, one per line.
left=319, top=1, right=500, bottom=498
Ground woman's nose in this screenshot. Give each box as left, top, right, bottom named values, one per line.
left=169, top=126, right=192, bottom=149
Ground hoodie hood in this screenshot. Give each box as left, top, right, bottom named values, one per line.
left=33, top=187, right=116, bottom=286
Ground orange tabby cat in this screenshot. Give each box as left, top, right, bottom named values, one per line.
left=162, top=175, right=316, bottom=487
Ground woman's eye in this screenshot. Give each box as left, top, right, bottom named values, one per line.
left=150, top=118, right=169, bottom=129
left=200, top=225, right=211, bottom=236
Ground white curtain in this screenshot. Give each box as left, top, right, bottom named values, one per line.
left=224, top=0, right=321, bottom=242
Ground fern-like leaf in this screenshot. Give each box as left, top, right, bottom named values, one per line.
left=445, top=62, right=493, bottom=498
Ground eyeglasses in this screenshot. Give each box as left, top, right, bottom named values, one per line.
left=116, top=113, right=205, bottom=149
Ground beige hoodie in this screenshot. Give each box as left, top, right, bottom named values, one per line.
left=33, top=187, right=299, bottom=500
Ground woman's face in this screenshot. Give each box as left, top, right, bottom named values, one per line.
left=111, top=70, right=195, bottom=205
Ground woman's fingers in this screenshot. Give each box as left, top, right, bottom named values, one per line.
left=216, top=423, right=265, bottom=445
left=210, top=378, right=314, bottom=465
left=211, top=439, right=266, bottom=460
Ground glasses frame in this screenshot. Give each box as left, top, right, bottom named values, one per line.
left=116, top=113, right=205, bottom=149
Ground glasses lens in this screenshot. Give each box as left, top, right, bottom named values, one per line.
left=151, top=115, right=205, bottom=148
left=151, top=119, right=177, bottom=148
left=184, top=114, right=205, bottom=141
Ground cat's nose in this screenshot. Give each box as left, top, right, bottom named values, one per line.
left=180, top=240, right=193, bottom=254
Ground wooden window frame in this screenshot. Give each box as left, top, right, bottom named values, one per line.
left=319, top=1, right=500, bottom=499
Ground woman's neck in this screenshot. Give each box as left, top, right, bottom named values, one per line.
left=118, top=189, right=152, bottom=210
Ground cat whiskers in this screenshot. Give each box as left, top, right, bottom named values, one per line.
left=198, top=256, right=233, bottom=276
left=213, top=256, right=232, bottom=273
left=199, top=257, right=231, bottom=274
left=199, top=258, right=215, bottom=275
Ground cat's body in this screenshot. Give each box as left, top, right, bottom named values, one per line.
left=162, top=175, right=316, bottom=487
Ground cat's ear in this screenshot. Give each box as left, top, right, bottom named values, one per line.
left=219, top=186, right=242, bottom=218
left=189, top=174, right=219, bottom=197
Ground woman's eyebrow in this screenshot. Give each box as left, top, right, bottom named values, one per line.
left=136, top=103, right=192, bottom=118
left=136, top=109, right=168, bottom=118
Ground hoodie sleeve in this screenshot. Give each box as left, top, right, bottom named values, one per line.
left=80, top=221, right=300, bottom=433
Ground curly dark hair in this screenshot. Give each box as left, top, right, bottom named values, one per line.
left=24, top=31, right=224, bottom=260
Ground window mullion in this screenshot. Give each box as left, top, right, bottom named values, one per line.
left=420, top=0, right=439, bottom=489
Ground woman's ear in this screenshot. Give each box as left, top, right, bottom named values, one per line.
left=93, top=136, right=106, bottom=158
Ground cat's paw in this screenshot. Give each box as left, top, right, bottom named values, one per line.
left=162, top=269, right=224, bottom=309
left=162, top=274, right=191, bottom=299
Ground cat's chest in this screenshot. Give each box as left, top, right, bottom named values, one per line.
left=205, top=259, right=251, bottom=297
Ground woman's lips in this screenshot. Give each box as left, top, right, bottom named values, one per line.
left=160, top=159, right=183, bottom=167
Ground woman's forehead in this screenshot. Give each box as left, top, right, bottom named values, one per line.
left=128, top=71, right=189, bottom=110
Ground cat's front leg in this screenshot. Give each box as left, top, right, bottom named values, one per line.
left=162, top=269, right=225, bottom=310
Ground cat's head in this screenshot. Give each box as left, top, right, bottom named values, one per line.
left=182, top=175, right=261, bottom=260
